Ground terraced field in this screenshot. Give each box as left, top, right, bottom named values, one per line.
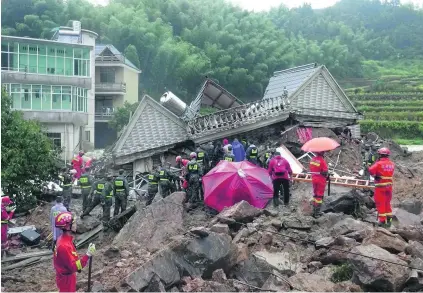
left=349, top=93, right=423, bottom=145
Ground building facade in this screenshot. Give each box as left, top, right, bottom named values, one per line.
left=94, top=44, right=141, bottom=149
left=1, top=22, right=97, bottom=162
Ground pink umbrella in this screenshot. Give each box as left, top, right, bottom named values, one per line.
left=203, top=161, right=273, bottom=212
left=301, top=137, right=340, bottom=152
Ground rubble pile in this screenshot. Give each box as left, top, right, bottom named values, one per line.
left=2, top=128, right=423, bottom=292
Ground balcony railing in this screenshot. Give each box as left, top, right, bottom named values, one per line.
left=95, top=108, right=115, bottom=121
left=95, top=55, right=124, bottom=63
left=95, top=82, right=126, bottom=93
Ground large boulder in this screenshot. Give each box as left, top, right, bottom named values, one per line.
left=231, top=254, right=277, bottom=288
left=113, top=192, right=186, bottom=251
left=124, top=231, right=238, bottom=291
left=182, top=277, right=235, bottom=292
left=403, top=270, right=423, bottom=292
left=399, top=199, right=423, bottom=215
left=283, top=216, right=313, bottom=230
left=331, top=218, right=372, bottom=236
left=349, top=244, right=410, bottom=291
left=390, top=226, right=423, bottom=242
left=76, top=216, right=101, bottom=234
left=288, top=273, right=336, bottom=291
left=217, top=200, right=262, bottom=223
left=254, top=251, right=302, bottom=275
left=393, top=208, right=421, bottom=227
left=363, top=228, right=407, bottom=253
left=321, top=189, right=374, bottom=215
left=405, top=241, right=423, bottom=259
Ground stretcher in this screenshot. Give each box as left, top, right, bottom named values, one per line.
left=292, top=173, right=375, bottom=190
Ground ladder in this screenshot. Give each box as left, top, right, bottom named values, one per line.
left=292, top=173, right=375, bottom=190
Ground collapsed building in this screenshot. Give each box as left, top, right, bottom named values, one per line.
left=112, top=63, right=362, bottom=173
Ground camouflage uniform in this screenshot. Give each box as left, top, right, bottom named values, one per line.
left=78, top=172, right=93, bottom=212
left=113, top=173, right=129, bottom=216
left=186, top=159, right=203, bottom=203
left=81, top=177, right=111, bottom=223
left=158, top=167, right=173, bottom=198
left=147, top=172, right=159, bottom=205
left=103, top=179, right=113, bottom=223
left=60, top=171, right=73, bottom=211
left=246, top=145, right=259, bottom=166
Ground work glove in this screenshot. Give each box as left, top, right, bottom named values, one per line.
left=86, top=243, right=96, bottom=257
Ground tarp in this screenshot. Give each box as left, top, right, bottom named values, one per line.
left=276, top=145, right=305, bottom=174
left=203, top=161, right=273, bottom=212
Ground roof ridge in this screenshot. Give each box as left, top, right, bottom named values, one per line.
left=274, top=63, right=318, bottom=76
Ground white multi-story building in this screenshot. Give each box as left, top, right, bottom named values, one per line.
left=1, top=21, right=97, bottom=162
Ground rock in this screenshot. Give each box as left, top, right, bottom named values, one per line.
left=393, top=208, right=421, bottom=227
left=349, top=244, right=410, bottom=291
left=210, top=223, right=230, bottom=234
left=321, top=189, right=362, bottom=215
left=308, top=261, right=323, bottom=273
left=124, top=231, right=237, bottom=291
left=312, top=246, right=349, bottom=265
left=92, top=281, right=105, bottom=292
left=170, top=287, right=179, bottom=292
left=334, top=235, right=358, bottom=247
left=316, top=212, right=349, bottom=231
left=261, top=274, right=291, bottom=292
left=405, top=241, right=423, bottom=259
left=288, top=273, right=336, bottom=291
left=189, top=227, right=209, bottom=238
left=345, top=229, right=373, bottom=242
left=334, top=281, right=363, bottom=292
left=182, top=277, right=235, bottom=292
left=259, top=232, right=273, bottom=245
left=76, top=216, right=101, bottom=234
left=399, top=199, right=423, bottom=215
left=113, top=192, right=186, bottom=251
left=232, top=243, right=249, bottom=264
left=271, top=219, right=283, bottom=228
left=231, top=254, right=275, bottom=287
left=331, top=218, right=371, bottom=236
left=263, top=209, right=278, bottom=217
left=232, top=228, right=249, bottom=243
left=104, top=246, right=120, bottom=258
left=254, top=250, right=302, bottom=275
left=313, top=265, right=335, bottom=280
left=283, top=216, right=313, bottom=230
left=218, top=200, right=262, bottom=223
left=403, top=269, right=423, bottom=292
left=212, top=269, right=227, bottom=283
left=391, top=226, right=423, bottom=242
left=145, top=275, right=166, bottom=292
left=363, top=228, right=407, bottom=253
left=120, top=250, right=132, bottom=258
left=115, top=262, right=124, bottom=268
left=316, top=237, right=335, bottom=248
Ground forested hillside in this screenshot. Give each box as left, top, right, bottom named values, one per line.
left=2, top=0, right=423, bottom=101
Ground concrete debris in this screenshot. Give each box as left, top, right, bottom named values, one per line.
left=315, top=237, right=335, bottom=248
left=182, top=277, right=236, bottom=292
left=405, top=241, right=423, bottom=259
left=254, top=250, right=303, bottom=275
left=210, top=223, right=230, bottom=234
left=331, top=218, right=372, bottom=236
left=393, top=208, right=422, bottom=227
left=218, top=200, right=263, bottom=223
left=283, top=215, right=313, bottom=230
left=288, top=272, right=336, bottom=291
left=363, top=228, right=407, bottom=253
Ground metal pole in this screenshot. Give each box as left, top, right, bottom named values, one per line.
left=87, top=256, right=93, bottom=292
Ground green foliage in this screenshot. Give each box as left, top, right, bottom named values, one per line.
left=331, top=263, right=354, bottom=283
left=364, top=111, right=423, bottom=121
left=124, top=44, right=141, bottom=69
left=1, top=89, right=60, bottom=212
left=355, top=100, right=423, bottom=107
left=394, top=138, right=423, bottom=145
left=360, top=120, right=423, bottom=139
left=108, top=101, right=139, bottom=132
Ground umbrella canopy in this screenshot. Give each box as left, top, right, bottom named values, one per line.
left=301, top=137, right=340, bottom=152
left=203, top=161, right=273, bottom=212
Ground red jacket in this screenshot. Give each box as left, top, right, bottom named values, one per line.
left=54, top=233, right=89, bottom=277
left=268, top=156, right=292, bottom=180
left=72, top=156, right=83, bottom=169
left=369, top=157, right=395, bottom=188
left=309, top=155, right=328, bottom=182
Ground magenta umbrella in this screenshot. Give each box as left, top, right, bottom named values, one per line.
left=203, top=160, right=273, bottom=212
left=301, top=137, right=340, bottom=152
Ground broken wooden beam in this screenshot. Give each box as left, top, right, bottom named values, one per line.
left=2, top=256, right=42, bottom=271
left=76, top=225, right=103, bottom=248
left=106, top=205, right=137, bottom=232
left=1, top=250, right=51, bottom=263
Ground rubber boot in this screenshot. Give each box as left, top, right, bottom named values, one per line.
left=273, top=197, right=279, bottom=207
left=377, top=221, right=387, bottom=228
left=313, top=205, right=322, bottom=218
left=386, top=217, right=393, bottom=228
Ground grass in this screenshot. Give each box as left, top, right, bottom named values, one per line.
left=393, top=138, right=423, bottom=145
left=331, top=263, right=354, bottom=283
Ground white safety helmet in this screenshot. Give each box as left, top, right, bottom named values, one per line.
left=190, top=152, right=197, bottom=159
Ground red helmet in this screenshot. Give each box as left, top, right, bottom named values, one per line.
left=79, top=151, right=85, bottom=156
left=176, top=156, right=182, bottom=163
left=378, top=147, right=390, bottom=156
left=55, top=212, right=74, bottom=229
left=1, top=196, right=13, bottom=206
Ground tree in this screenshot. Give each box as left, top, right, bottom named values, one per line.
left=108, top=101, right=139, bottom=132
left=124, top=44, right=141, bottom=69
left=1, top=89, right=60, bottom=211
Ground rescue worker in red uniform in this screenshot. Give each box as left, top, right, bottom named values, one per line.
left=368, top=147, right=395, bottom=227
left=309, top=152, right=329, bottom=217
left=176, top=156, right=190, bottom=190
left=72, top=151, right=84, bottom=180
left=54, top=212, right=96, bottom=292
left=1, top=196, right=16, bottom=257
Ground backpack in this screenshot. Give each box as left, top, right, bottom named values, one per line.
left=273, top=158, right=287, bottom=176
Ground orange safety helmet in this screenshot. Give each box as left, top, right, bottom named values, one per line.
left=55, top=212, right=74, bottom=229
left=176, top=156, right=182, bottom=163
left=378, top=147, right=390, bottom=156
left=1, top=196, right=13, bottom=206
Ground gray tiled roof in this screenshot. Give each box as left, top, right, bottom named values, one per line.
left=263, top=63, right=319, bottom=100
left=114, top=95, right=188, bottom=159
left=95, top=44, right=140, bottom=71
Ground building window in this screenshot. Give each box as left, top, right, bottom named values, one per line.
left=152, top=155, right=161, bottom=167
left=47, top=133, right=61, bottom=149
left=99, top=68, right=115, bottom=83
left=85, top=131, right=90, bottom=142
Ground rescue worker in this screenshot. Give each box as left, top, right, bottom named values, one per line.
left=1, top=195, right=16, bottom=257
left=78, top=167, right=93, bottom=212
left=369, top=147, right=395, bottom=227
left=83, top=157, right=94, bottom=174
left=268, top=152, right=293, bottom=206
left=158, top=165, right=173, bottom=198
left=53, top=212, right=96, bottom=292
left=113, top=169, right=129, bottom=216
left=245, top=144, right=259, bottom=166
left=223, top=145, right=236, bottom=162
left=196, top=147, right=210, bottom=174
left=241, top=137, right=248, bottom=149
left=309, top=152, right=329, bottom=218
left=186, top=152, right=203, bottom=203
left=50, top=196, right=67, bottom=252
left=60, top=167, right=74, bottom=212
left=103, top=174, right=114, bottom=223
left=263, top=150, right=274, bottom=169
left=368, top=145, right=377, bottom=166
left=213, top=142, right=225, bottom=165
left=176, top=156, right=190, bottom=191
left=72, top=151, right=84, bottom=180
left=147, top=166, right=160, bottom=206
left=81, top=174, right=112, bottom=223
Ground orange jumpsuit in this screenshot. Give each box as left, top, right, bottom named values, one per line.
left=309, top=155, right=328, bottom=207
left=54, top=233, right=89, bottom=292
left=369, top=157, right=395, bottom=224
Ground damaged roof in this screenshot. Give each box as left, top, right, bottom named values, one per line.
left=113, top=95, right=188, bottom=164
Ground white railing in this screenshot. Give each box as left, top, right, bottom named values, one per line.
left=187, top=95, right=291, bottom=138
left=95, top=83, right=126, bottom=93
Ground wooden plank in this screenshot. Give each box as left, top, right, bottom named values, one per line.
left=76, top=225, right=103, bottom=249
left=1, top=250, right=51, bottom=263
left=2, top=257, right=41, bottom=271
